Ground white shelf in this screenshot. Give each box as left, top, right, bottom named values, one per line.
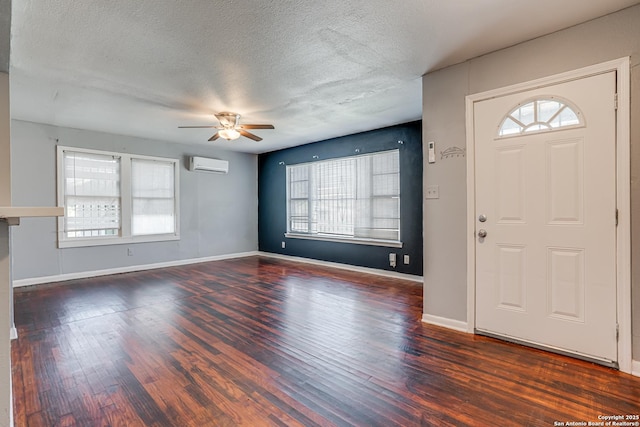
left=0, top=206, right=64, bottom=219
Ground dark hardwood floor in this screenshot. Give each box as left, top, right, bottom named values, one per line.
left=11, top=256, right=640, bottom=426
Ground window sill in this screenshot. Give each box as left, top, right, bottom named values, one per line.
left=58, top=233, right=180, bottom=249
left=284, top=233, right=403, bottom=248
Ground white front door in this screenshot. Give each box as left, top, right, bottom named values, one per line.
left=474, top=71, right=618, bottom=364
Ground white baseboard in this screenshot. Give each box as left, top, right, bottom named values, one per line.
left=422, top=313, right=469, bottom=333
left=12, top=251, right=260, bottom=288
left=9, top=368, right=13, bottom=427
left=632, top=360, right=640, bottom=377
left=259, top=252, right=423, bottom=283
left=12, top=250, right=423, bottom=289
left=9, top=327, right=17, bottom=340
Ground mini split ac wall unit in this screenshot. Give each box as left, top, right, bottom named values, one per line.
left=188, top=156, right=229, bottom=174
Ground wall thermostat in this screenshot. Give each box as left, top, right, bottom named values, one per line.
left=428, top=141, right=436, bottom=163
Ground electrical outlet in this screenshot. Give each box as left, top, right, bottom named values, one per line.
left=403, top=255, right=410, bottom=265
left=425, top=185, right=439, bottom=199
left=389, top=253, right=397, bottom=268
left=281, top=241, right=286, bottom=249
left=127, top=248, right=133, bottom=256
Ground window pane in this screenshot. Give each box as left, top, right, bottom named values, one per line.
left=63, top=151, right=121, bottom=238
left=537, top=99, right=562, bottom=123
left=289, top=199, right=309, bottom=233
left=499, top=117, right=522, bottom=136
left=289, top=164, right=309, bottom=181
left=289, top=181, right=308, bottom=198
left=552, top=107, right=580, bottom=128
left=370, top=197, right=400, bottom=240
left=312, top=158, right=356, bottom=236
left=372, top=150, right=399, bottom=174
left=512, top=102, right=534, bottom=125
left=372, top=197, right=400, bottom=218
left=131, top=159, right=175, bottom=235
left=288, top=164, right=310, bottom=232
left=289, top=199, right=308, bottom=217
left=314, top=198, right=354, bottom=236
left=290, top=219, right=309, bottom=233
left=372, top=174, right=399, bottom=196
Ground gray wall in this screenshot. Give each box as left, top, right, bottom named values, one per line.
left=422, top=5, right=640, bottom=358
left=10, top=120, right=258, bottom=280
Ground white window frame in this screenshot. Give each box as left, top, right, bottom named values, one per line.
left=56, top=146, right=180, bottom=248
left=284, top=150, right=402, bottom=248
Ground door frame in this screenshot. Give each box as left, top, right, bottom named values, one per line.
left=465, top=57, right=631, bottom=373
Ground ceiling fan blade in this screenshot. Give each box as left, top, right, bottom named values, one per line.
left=178, top=126, right=220, bottom=129
left=239, top=124, right=274, bottom=130
left=208, top=133, right=221, bottom=141
left=239, top=129, right=262, bottom=141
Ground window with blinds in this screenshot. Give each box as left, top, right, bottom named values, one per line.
left=131, top=159, right=176, bottom=236
left=57, top=146, right=179, bottom=247
left=63, top=151, right=121, bottom=238
left=286, top=150, right=400, bottom=244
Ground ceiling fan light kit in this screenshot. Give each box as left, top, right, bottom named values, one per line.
left=179, top=112, right=274, bottom=142
left=218, top=128, right=241, bottom=140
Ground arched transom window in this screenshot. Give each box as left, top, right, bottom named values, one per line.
left=498, top=97, right=584, bottom=137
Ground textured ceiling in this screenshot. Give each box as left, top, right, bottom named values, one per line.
left=8, top=0, right=640, bottom=154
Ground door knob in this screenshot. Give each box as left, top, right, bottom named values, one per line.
left=478, top=229, right=487, bottom=238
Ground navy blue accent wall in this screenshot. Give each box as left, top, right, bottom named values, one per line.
left=258, top=121, right=423, bottom=276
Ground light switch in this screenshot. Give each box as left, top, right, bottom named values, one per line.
left=426, top=185, right=439, bottom=199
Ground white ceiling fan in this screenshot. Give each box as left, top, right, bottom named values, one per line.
left=179, top=112, right=274, bottom=141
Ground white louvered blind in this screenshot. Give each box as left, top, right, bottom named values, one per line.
left=131, top=158, right=176, bottom=235
left=63, top=151, right=121, bottom=238
left=287, top=150, right=400, bottom=242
